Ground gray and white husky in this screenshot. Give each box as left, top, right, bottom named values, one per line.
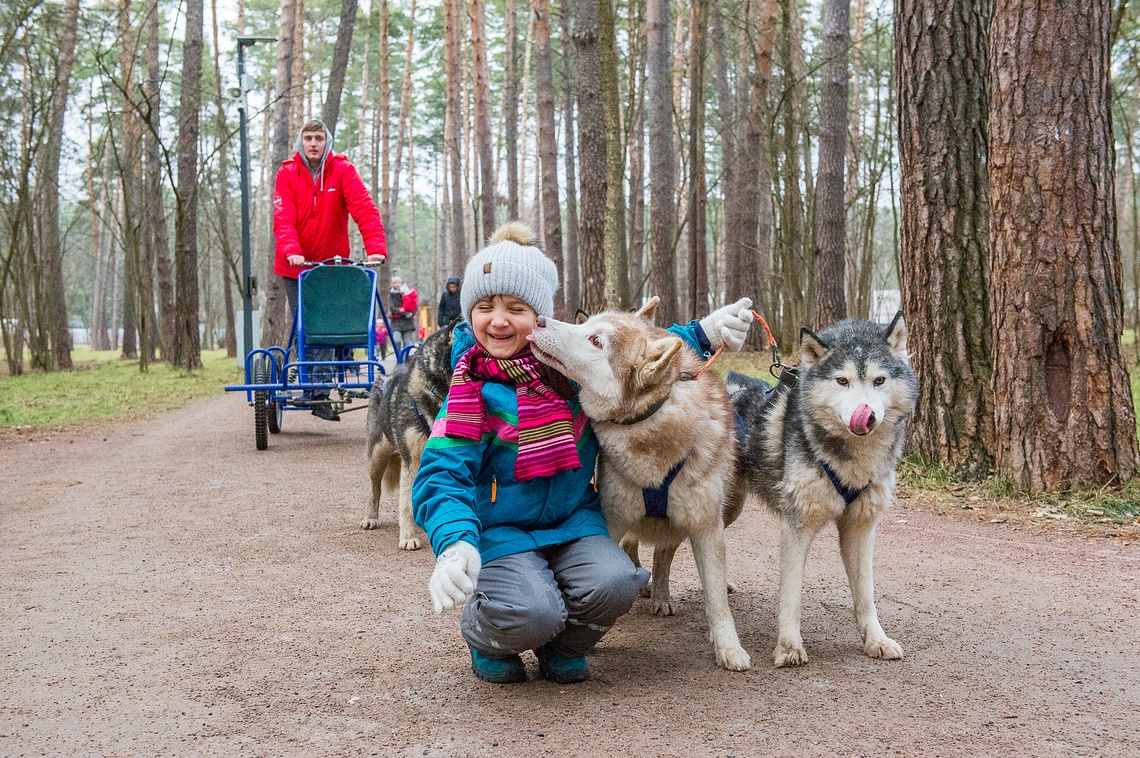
left=531, top=298, right=751, bottom=672
left=362, top=324, right=455, bottom=549
left=727, top=312, right=917, bottom=667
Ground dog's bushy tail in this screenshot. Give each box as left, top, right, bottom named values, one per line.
left=488, top=221, right=539, bottom=247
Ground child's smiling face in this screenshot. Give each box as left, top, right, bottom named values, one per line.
left=471, top=294, right=538, bottom=358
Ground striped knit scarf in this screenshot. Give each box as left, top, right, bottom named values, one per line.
left=446, top=344, right=581, bottom=482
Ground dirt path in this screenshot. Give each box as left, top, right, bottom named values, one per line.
left=2, top=393, right=1137, bottom=756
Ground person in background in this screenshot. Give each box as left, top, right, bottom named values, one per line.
left=273, top=118, right=387, bottom=421
left=387, top=276, right=419, bottom=351
left=437, top=277, right=462, bottom=327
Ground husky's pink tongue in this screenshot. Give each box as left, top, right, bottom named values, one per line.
left=850, top=404, right=875, bottom=435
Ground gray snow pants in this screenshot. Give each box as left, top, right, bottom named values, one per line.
left=461, top=535, right=650, bottom=657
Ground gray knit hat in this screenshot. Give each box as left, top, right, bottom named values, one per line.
left=461, top=222, right=559, bottom=321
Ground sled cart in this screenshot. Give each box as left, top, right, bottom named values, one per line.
left=225, top=257, right=412, bottom=450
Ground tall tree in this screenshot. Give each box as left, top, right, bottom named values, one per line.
left=627, top=0, right=647, bottom=302
left=534, top=0, right=564, bottom=314
left=813, top=0, right=850, bottom=327
left=117, top=0, right=141, bottom=361
left=560, top=0, right=581, bottom=311
left=505, top=0, right=520, bottom=218
left=646, top=0, right=678, bottom=325
left=575, top=0, right=607, bottom=313
left=321, top=0, right=358, bottom=137
left=40, top=0, right=80, bottom=370
left=598, top=0, right=628, bottom=309
left=897, top=0, right=994, bottom=477
left=210, top=0, right=237, bottom=358
left=470, top=0, right=496, bottom=240
left=443, top=0, right=468, bottom=271
left=390, top=0, right=418, bottom=222
left=173, top=0, right=205, bottom=370
left=989, top=0, right=1137, bottom=490
left=145, top=0, right=175, bottom=359
left=686, top=0, right=709, bottom=319
left=262, top=0, right=296, bottom=351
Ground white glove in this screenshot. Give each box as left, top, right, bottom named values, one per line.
left=699, top=298, right=754, bottom=352
left=428, top=540, right=481, bottom=614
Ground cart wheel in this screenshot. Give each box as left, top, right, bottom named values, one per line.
left=267, top=398, right=283, bottom=434
left=253, top=357, right=269, bottom=450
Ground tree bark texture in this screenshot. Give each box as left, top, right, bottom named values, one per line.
left=599, top=0, right=629, bottom=310
left=470, top=0, right=496, bottom=242
left=687, top=0, right=709, bottom=319
left=533, top=0, right=564, bottom=316
left=173, top=0, right=204, bottom=370
left=444, top=0, right=468, bottom=271
left=379, top=0, right=392, bottom=230
left=628, top=0, right=647, bottom=302
left=896, top=0, right=995, bottom=478
left=988, top=0, right=1138, bottom=490
left=646, top=0, right=678, bottom=326
left=390, top=0, right=418, bottom=227
left=210, top=0, right=237, bottom=358
left=505, top=0, right=520, bottom=219
left=262, top=0, right=296, bottom=351
left=575, top=0, right=607, bottom=314
left=560, top=1, right=581, bottom=312
left=813, top=0, right=850, bottom=327
left=147, top=0, right=176, bottom=360
left=41, top=0, right=79, bottom=370
left=321, top=0, right=358, bottom=138
left=117, top=0, right=140, bottom=360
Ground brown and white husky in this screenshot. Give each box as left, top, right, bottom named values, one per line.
left=529, top=298, right=751, bottom=672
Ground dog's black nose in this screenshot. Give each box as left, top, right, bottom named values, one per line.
left=536, top=315, right=547, bottom=328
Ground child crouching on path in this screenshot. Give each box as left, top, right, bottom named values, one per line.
left=412, top=222, right=754, bottom=684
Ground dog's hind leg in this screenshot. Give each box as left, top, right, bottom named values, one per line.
left=838, top=512, right=902, bottom=661
left=361, top=447, right=390, bottom=530
left=689, top=526, right=750, bottom=671
left=649, top=543, right=679, bottom=615
left=773, top=517, right=821, bottom=667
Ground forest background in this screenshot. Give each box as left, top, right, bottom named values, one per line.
left=3, top=0, right=1140, bottom=495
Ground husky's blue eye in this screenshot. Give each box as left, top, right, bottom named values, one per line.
left=836, top=377, right=849, bottom=387
left=874, top=376, right=886, bottom=387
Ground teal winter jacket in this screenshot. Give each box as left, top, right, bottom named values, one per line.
left=412, top=320, right=713, bottom=562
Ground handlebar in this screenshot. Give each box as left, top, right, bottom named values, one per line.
left=298, top=256, right=387, bottom=268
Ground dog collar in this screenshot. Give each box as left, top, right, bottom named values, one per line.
left=819, top=458, right=867, bottom=509
left=609, top=392, right=670, bottom=426
left=410, top=398, right=434, bottom=437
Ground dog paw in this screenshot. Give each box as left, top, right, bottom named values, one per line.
left=773, top=639, right=809, bottom=667
left=398, top=536, right=422, bottom=551
left=652, top=600, right=676, bottom=617
left=865, top=636, right=904, bottom=660
left=360, top=518, right=382, bottom=530
left=726, top=580, right=737, bottom=594
left=716, top=645, right=752, bottom=672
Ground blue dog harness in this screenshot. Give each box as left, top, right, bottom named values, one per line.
left=820, top=458, right=867, bottom=508
left=643, top=459, right=686, bottom=519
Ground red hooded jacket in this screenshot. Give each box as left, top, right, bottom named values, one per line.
left=273, top=152, right=387, bottom=279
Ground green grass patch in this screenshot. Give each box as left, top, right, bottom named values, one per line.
left=0, top=348, right=242, bottom=429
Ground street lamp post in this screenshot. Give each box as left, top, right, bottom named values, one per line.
left=236, top=35, right=275, bottom=360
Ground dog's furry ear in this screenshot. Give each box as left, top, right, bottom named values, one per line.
left=634, top=296, right=660, bottom=323
left=638, top=335, right=683, bottom=384
left=799, top=328, right=829, bottom=367
left=574, top=309, right=591, bottom=325
left=885, top=310, right=908, bottom=359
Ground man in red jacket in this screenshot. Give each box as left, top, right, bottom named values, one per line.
left=274, top=119, right=387, bottom=420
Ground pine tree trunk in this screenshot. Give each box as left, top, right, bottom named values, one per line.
left=117, top=0, right=140, bottom=361
left=262, top=0, right=296, bottom=351
left=896, top=0, right=994, bottom=477
left=173, top=0, right=204, bottom=370
left=647, top=0, right=678, bottom=325
left=390, top=0, right=418, bottom=222
left=686, top=0, right=708, bottom=318
left=813, top=0, right=850, bottom=327
left=444, top=0, right=468, bottom=272
left=38, top=0, right=80, bottom=370
left=321, top=0, right=358, bottom=137
left=989, top=0, right=1137, bottom=490
left=505, top=0, right=520, bottom=219
left=560, top=1, right=581, bottom=312
left=88, top=114, right=110, bottom=352
left=599, top=0, right=629, bottom=309
left=628, top=0, right=647, bottom=301
left=533, top=0, right=565, bottom=316
left=575, top=0, right=607, bottom=314
left=470, top=0, right=496, bottom=240
left=148, top=0, right=175, bottom=360
left=379, top=0, right=392, bottom=233
left=210, top=0, right=237, bottom=358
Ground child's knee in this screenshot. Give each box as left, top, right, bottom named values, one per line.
left=465, top=594, right=568, bottom=652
